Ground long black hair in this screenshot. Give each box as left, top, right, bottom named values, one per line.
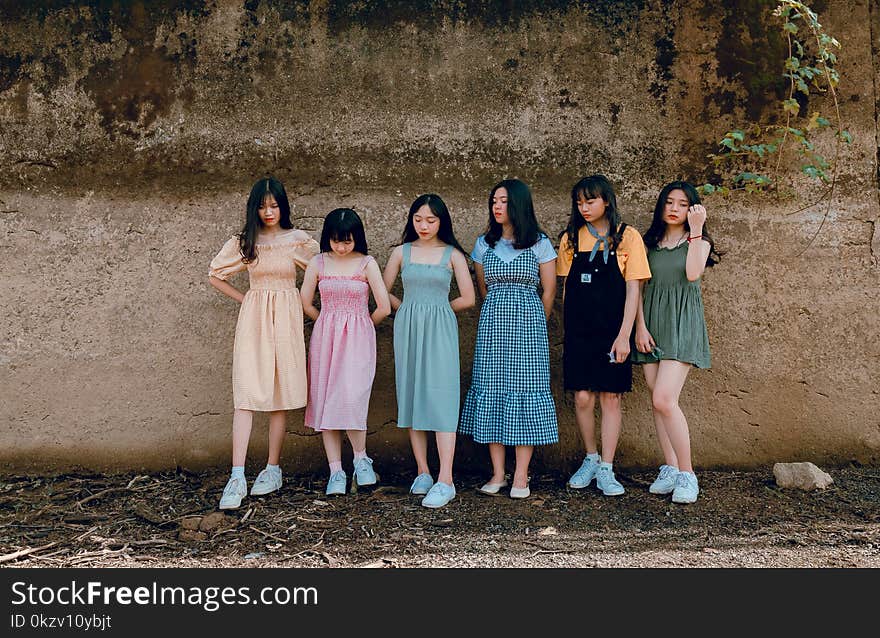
left=643, top=181, right=720, bottom=267
left=320, top=208, right=369, bottom=254
left=559, top=175, right=624, bottom=255
left=484, top=178, right=546, bottom=249
left=239, top=176, right=293, bottom=263
left=400, top=193, right=466, bottom=255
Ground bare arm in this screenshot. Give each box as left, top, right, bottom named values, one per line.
left=382, top=246, right=404, bottom=312
left=449, top=251, right=476, bottom=312
left=634, top=280, right=655, bottom=353
left=539, top=259, right=557, bottom=320
left=299, top=258, right=320, bottom=321
left=209, top=276, right=245, bottom=304
left=685, top=204, right=711, bottom=281
left=611, top=279, right=641, bottom=363
left=474, top=263, right=487, bottom=300
left=365, top=258, right=391, bottom=325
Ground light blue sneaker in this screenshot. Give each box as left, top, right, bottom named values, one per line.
left=649, top=464, right=680, bottom=495
left=250, top=466, right=282, bottom=496
left=218, top=476, right=247, bottom=510
left=353, top=457, right=377, bottom=487
left=421, top=482, right=456, bottom=508
left=568, top=455, right=600, bottom=489
left=672, top=471, right=699, bottom=504
left=325, top=470, right=347, bottom=496
left=409, top=473, right=434, bottom=495
left=596, top=464, right=625, bottom=496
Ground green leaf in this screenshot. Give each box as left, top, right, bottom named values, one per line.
left=796, top=78, right=810, bottom=94
left=783, top=21, right=799, bottom=34
left=730, top=129, right=745, bottom=142
left=782, top=99, right=800, bottom=115
left=785, top=56, right=800, bottom=71
left=840, top=130, right=853, bottom=144
left=803, top=165, right=819, bottom=178
left=720, top=138, right=737, bottom=150
left=698, top=184, right=716, bottom=195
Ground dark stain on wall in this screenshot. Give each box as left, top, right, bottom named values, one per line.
left=650, top=34, right=677, bottom=105
left=323, top=0, right=645, bottom=32
left=0, top=0, right=208, bottom=25
left=79, top=46, right=180, bottom=138
left=714, top=0, right=788, bottom=119
left=0, top=54, right=24, bottom=93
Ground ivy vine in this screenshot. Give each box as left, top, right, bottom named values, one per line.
left=699, top=0, right=851, bottom=222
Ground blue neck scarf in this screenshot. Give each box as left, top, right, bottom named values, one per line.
left=586, top=223, right=612, bottom=263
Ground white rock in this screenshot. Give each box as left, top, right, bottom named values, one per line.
left=773, top=462, right=834, bottom=490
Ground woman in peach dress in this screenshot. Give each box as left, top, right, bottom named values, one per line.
left=208, top=177, right=319, bottom=510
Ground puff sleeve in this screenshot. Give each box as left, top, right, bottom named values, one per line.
left=209, top=237, right=247, bottom=280
left=292, top=230, right=320, bottom=270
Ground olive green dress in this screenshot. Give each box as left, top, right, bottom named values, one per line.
left=632, top=242, right=711, bottom=368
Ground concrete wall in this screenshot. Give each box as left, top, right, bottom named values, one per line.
left=1, top=0, right=878, bottom=473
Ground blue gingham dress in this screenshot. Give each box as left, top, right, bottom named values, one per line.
left=459, top=244, right=559, bottom=446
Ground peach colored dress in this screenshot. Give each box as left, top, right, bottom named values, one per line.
left=209, top=229, right=319, bottom=411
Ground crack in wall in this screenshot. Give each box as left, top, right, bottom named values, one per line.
left=870, top=0, right=880, bottom=264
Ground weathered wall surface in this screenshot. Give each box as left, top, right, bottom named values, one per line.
left=1, top=0, right=878, bottom=473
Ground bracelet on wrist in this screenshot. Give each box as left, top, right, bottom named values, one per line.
left=687, top=234, right=703, bottom=242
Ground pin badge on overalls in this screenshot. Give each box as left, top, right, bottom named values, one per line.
left=580, top=273, right=591, bottom=283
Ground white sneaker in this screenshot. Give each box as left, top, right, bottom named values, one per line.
left=672, top=471, right=699, bottom=504
left=596, top=464, right=625, bottom=496
left=219, top=476, right=247, bottom=510
left=649, top=464, right=680, bottom=495
left=250, top=466, right=282, bottom=496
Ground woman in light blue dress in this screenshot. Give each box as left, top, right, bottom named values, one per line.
left=382, top=194, right=475, bottom=508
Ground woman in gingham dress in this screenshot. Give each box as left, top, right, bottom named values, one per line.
left=459, top=179, right=558, bottom=499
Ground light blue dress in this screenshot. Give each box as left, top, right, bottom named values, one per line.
left=394, top=243, right=460, bottom=432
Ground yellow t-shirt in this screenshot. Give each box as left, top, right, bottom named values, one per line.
left=556, top=225, right=651, bottom=281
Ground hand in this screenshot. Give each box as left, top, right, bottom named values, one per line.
left=611, top=334, right=631, bottom=363
left=635, top=325, right=655, bottom=354
left=688, top=204, right=707, bottom=234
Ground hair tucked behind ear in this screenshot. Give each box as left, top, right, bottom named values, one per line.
left=485, top=179, right=546, bottom=249
left=644, top=181, right=721, bottom=267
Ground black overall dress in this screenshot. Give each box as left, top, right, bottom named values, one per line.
left=562, top=224, right=633, bottom=393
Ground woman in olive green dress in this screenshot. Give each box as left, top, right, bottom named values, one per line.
left=633, top=181, right=720, bottom=504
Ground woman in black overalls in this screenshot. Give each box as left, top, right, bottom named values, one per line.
left=557, top=175, right=651, bottom=496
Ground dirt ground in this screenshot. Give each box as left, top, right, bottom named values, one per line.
left=1, top=465, right=878, bottom=568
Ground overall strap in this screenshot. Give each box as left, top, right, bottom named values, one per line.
left=319, top=252, right=326, bottom=277
left=613, top=223, right=628, bottom=249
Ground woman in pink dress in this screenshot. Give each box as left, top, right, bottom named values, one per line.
left=301, top=208, right=391, bottom=495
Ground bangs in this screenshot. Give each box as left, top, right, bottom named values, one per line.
left=574, top=184, right=605, bottom=202
left=329, top=229, right=354, bottom=242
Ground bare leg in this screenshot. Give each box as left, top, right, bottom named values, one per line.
left=322, top=430, right=343, bottom=465
left=267, top=410, right=286, bottom=466
left=408, top=429, right=430, bottom=476
left=513, top=445, right=533, bottom=489
left=573, top=391, right=598, bottom=454
left=436, top=432, right=456, bottom=485
left=345, top=429, right=367, bottom=455
left=598, top=392, right=622, bottom=463
left=231, top=408, right=254, bottom=467
left=651, top=360, right=693, bottom=472
left=643, top=363, right=677, bottom=467
left=488, top=443, right=506, bottom=484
